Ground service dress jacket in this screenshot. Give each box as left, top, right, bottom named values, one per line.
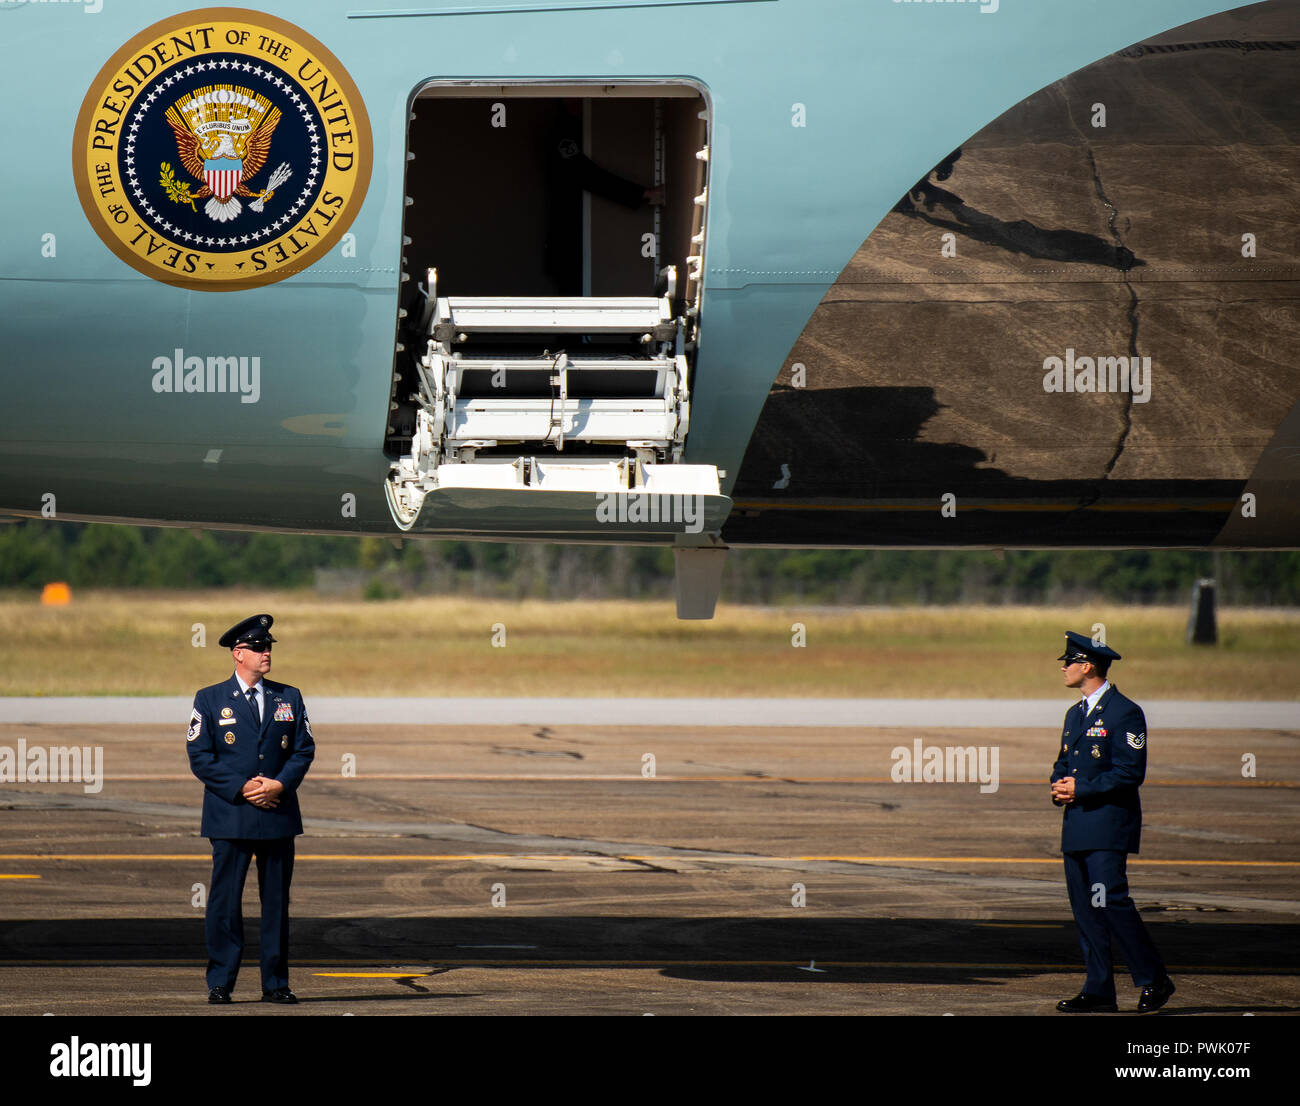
left=186, top=675, right=315, bottom=839
left=1050, top=685, right=1147, bottom=854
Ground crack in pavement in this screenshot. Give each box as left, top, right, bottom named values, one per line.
left=1084, top=146, right=1140, bottom=493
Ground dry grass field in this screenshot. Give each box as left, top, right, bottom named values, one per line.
left=1, top=591, right=1296, bottom=699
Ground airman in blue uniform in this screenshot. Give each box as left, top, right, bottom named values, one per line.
left=1050, top=630, right=1174, bottom=1013
left=186, top=613, right=314, bottom=1004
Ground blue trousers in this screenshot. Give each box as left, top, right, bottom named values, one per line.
left=1063, top=849, right=1166, bottom=999
left=205, top=837, right=295, bottom=992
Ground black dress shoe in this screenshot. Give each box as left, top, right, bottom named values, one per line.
left=261, top=987, right=298, bottom=1004
left=1056, top=991, right=1118, bottom=1013
left=1137, top=977, right=1175, bottom=1013
left=208, top=986, right=232, bottom=1004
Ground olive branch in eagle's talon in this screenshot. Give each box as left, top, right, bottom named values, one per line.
left=159, top=162, right=199, bottom=212
left=250, top=163, right=293, bottom=213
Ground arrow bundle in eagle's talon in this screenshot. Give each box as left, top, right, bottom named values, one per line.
left=251, top=163, right=293, bottom=212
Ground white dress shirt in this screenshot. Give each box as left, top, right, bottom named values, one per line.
left=1081, top=680, right=1111, bottom=717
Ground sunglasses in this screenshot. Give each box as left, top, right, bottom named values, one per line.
left=236, top=643, right=273, bottom=653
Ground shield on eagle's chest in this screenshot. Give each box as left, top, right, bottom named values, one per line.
left=203, top=157, right=244, bottom=201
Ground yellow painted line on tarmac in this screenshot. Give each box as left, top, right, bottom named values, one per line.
left=731, top=501, right=1235, bottom=514
left=303, top=961, right=1271, bottom=977
left=0, top=874, right=41, bottom=879
left=977, top=923, right=1063, bottom=929
left=0, top=853, right=1295, bottom=867
left=0, top=854, right=211, bottom=862
left=786, top=857, right=1300, bottom=867
left=313, top=972, right=433, bottom=978
left=305, top=960, right=1076, bottom=969
left=84, top=774, right=1300, bottom=786
left=0, top=959, right=1090, bottom=970
left=83, top=774, right=895, bottom=782
left=0, top=959, right=1285, bottom=976
left=1143, top=780, right=1300, bottom=788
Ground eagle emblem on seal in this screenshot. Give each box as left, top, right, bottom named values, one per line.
left=163, top=85, right=292, bottom=223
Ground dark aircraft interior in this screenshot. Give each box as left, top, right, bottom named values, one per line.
left=387, top=83, right=709, bottom=460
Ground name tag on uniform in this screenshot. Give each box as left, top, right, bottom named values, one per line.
left=219, top=717, right=237, bottom=726
left=274, top=702, right=294, bottom=722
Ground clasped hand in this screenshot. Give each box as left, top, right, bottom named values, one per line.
left=241, top=775, right=284, bottom=809
left=1051, top=776, right=1076, bottom=804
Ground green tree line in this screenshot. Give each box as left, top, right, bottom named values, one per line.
left=2, top=519, right=1299, bottom=605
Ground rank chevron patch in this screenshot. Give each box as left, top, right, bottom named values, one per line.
left=73, top=8, right=371, bottom=291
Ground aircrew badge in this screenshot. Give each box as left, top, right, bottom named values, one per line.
left=187, top=709, right=202, bottom=742
left=73, top=9, right=371, bottom=291
left=224, top=733, right=236, bottom=745
left=274, top=702, right=294, bottom=722
left=1126, top=731, right=1146, bottom=749
left=1091, top=744, right=1101, bottom=758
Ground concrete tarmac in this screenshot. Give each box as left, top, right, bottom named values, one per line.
left=0, top=712, right=1296, bottom=1015
left=4, top=697, right=1297, bottom=728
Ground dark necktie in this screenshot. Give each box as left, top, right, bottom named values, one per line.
left=246, top=687, right=261, bottom=723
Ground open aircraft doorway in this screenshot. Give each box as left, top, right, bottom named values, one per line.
left=384, top=80, right=730, bottom=565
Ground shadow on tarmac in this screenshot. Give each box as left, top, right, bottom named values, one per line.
left=5, top=915, right=1296, bottom=992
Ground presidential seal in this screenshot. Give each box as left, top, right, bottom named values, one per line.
left=73, top=8, right=371, bottom=291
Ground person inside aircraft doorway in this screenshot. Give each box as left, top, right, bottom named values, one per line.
left=544, top=99, right=665, bottom=296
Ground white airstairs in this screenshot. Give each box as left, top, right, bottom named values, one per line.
left=384, top=271, right=726, bottom=538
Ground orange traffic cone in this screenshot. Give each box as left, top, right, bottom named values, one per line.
left=40, top=582, right=71, bottom=606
